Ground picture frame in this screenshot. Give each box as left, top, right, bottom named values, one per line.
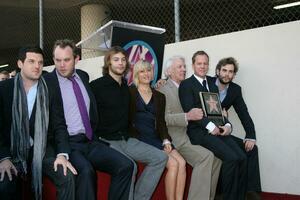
left=199, top=92, right=225, bottom=126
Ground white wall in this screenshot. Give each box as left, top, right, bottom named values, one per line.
left=163, top=20, right=300, bottom=195
left=46, top=20, right=300, bottom=195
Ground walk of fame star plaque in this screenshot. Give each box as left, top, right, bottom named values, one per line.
left=199, top=92, right=225, bottom=126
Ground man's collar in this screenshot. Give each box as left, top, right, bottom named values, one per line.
left=56, top=69, right=78, bottom=83
left=193, top=74, right=206, bottom=83
left=30, top=82, right=38, bottom=91
left=170, top=78, right=180, bottom=88
left=105, top=74, right=127, bottom=85
left=215, top=77, right=229, bottom=91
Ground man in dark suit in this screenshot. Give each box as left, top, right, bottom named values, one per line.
left=214, top=57, right=261, bottom=200
left=0, top=46, right=75, bottom=200
left=44, top=39, right=133, bottom=200
left=179, top=50, right=247, bottom=200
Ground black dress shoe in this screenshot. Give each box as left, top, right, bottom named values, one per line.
left=246, top=191, right=261, bottom=200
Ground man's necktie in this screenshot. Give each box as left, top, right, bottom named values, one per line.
left=202, top=80, right=208, bottom=92
left=69, top=76, right=93, bottom=140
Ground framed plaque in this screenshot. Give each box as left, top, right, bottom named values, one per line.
left=199, top=92, right=225, bottom=126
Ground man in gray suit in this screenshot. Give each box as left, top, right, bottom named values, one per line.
left=158, top=55, right=222, bottom=200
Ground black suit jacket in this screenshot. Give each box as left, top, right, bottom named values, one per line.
left=0, top=79, right=18, bottom=160
left=44, top=69, right=99, bottom=152
left=0, top=78, right=54, bottom=160
left=128, top=86, right=171, bottom=141
left=212, top=77, right=256, bottom=139
left=179, top=75, right=229, bottom=135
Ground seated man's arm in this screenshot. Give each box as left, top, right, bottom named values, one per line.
left=47, top=78, right=77, bottom=175
left=165, top=109, right=187, bottom=127
left=178, top=81, right=231, bottom=135
left=48, top=83, right=71, bottom=155
left=232, top=86, right=256, bottom=140
left=164, top=97, right=203, bottom=127
left=178, top=81, right=210, bottom=128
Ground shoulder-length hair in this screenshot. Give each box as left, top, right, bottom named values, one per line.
left=102, top=46, right=130, bottom=76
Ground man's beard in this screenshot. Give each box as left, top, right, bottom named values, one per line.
left=218, top=76, right=232, bottom=85
left=110, top=67, right=125, bottom=76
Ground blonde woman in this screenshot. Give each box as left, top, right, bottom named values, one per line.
left=128, top=60, right=186, bottom=200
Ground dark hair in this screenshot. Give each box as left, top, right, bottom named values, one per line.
left=102, top=46, right=130, bottom=76
left=53, top=39, right=79, bottom=58
left=18, top=46, right=44, bottom=62
left=192, top=50, right=209, bottom=64
left=215, top=57, right=239, bottom=75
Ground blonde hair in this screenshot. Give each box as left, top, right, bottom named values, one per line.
left=133, top=60, right=152, bottom=87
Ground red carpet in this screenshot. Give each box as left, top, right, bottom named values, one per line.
left=262, top=192, right=300, bottom=200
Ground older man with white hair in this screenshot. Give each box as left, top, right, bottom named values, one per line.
left=158, top=55, right=221, bottom=200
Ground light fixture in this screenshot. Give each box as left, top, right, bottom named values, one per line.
left=0, top=64, right=9, bottom=68
left=274, top=1, right=300, bottom=9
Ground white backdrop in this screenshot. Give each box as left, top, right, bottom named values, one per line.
left=45, top=20, right=300, bottom=195
left=163, top=20, right=300, bottom=195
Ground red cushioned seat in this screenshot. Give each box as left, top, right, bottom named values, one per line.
left=42, top=163, right=193, bottom=200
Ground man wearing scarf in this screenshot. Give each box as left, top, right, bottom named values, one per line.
left=0, top=46, right=76, bottom=200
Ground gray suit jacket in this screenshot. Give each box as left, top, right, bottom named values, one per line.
left=159, top=78, right=221, bottom=200
left=158, top=78, right=189, bottom=148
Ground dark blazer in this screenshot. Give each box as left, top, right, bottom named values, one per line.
left=0, top=78, right=54, bottom=160
left=212, top=77, right=256, bottom=139
left=178, top=75, right=229, bottom=134
left=43, top=69, right=99, bottom=151
left=128, top=86, right=171, bottom=142
left=0, top=79, right=17, bottom=160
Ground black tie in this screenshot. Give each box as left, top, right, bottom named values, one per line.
left=202, top=80, right=208, bottom=92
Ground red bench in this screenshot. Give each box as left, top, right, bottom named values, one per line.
left=42, top=163, right=193, bottom=200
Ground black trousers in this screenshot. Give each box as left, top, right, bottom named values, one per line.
left=0, top=174, right=21, bottom=200
left=188, top=130, right=247, bottom=200
left=68, top=134, right=134, bottom=200
left=43, top=157, right=75, bottom=200
left=232, top=135, right=262, bottom=192
left=0, top=157, right=75, bottom=200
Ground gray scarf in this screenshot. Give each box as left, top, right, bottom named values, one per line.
left=10, top=73, right=49, bottom=200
